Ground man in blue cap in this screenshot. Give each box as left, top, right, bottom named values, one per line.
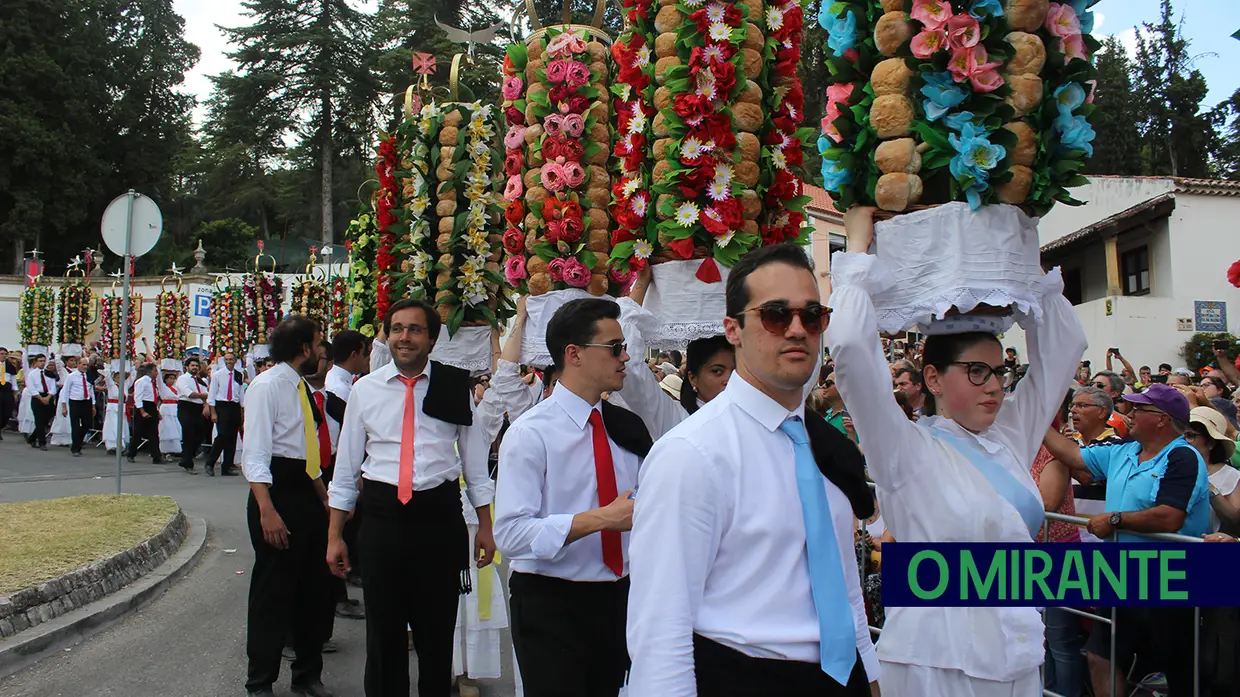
left=1042, top=382, right=1210, bottom=697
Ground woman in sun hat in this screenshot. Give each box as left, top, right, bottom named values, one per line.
left=1186, top=406, right=1240, bottom=534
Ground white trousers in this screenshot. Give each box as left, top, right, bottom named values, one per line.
left=879, top=662, right=1042, bottom=697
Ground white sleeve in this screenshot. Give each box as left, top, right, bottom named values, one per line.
left=827, top=252, right=933, bottom=492
left=459, top=399, right=496, bottom=508
left=206, top=372, right=219, bottom=406
left=241, top=380, right=276, bottom=484
left=614, top=298, right=687, bottom=440
left=489, top=359, right=535, bottom=421
left=328, top=384, right=366, bottom=512
left=627, top=436, right=722, bottom=697
left=993, top=268, right=1090, bottom=467
left=493, top=424, right=574, bottom=561
left=369, top=339, right=392, bottom=372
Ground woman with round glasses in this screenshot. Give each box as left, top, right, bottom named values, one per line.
left=828, top=207, right=1087, bottom=697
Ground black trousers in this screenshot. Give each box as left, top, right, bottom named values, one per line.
left=360, top=479, right=468, bottom=697
left=509, top=572, right=630, bottom=697
left=693, top=635, right=871, bottom=696
left=177, top=402, right=206, bottom=469
left=30, top=399, right=54, bottom=446
left=207, top=402, right=241, bottom=469
left=246, top=457, right=332, bottom=693
left=126, top=404, right=161, bottom=462
left=68, top=399, right=93, bottom=453
left=0, top=387, right=14, bottom=431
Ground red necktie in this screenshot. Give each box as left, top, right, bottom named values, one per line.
left=41, top=374, right=48, bottom=393
left=587, top=409, right=623, bottom=577
left=396, top=374, right=424, bottom=504
left=312, top=391, right=333, bottom=469
left=226, top=374, right=233, bottom=401
left=82, top=373, right=87, bottom=399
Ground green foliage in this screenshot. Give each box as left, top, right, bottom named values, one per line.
left=1181, top=332, right=1240, bottom=373
left=191, top=219, right=262, bottom=273
left=1085, top=36, right=1143, bottom=177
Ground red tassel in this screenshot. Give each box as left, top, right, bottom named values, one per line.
left=695, top=257, right=722, bottom=284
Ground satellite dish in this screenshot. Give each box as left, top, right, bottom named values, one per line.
left=101, top=192, right=163, bottom=257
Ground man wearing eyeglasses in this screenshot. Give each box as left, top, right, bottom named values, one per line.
left=628, top=244, right=878, bottom=696
left=1090, top=370, right=1131, bottom=437
left=1042, top=383, right=1210, bottom=697
left=493, top=297, right=654, bottom=697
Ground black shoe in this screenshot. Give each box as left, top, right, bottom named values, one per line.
left=281, top=646, right=296, bottom=661
left=40, top=444, right=47, bottom=451
left=221, top=467, right=239, bottom=476
left=320, top=639, right=338, bottom=653
left=126, top=455, right=135, bottom=463
left=181, top=465, right=198, bottom=475
left=72, top=451, right=82, bottom=457
left=205, top=465, right=215, bottom=477
left=335, top=600, right=365, bottom=620
left=247, top=689, right=275, bottom=697
left=291, top=682, right=333, bottom=697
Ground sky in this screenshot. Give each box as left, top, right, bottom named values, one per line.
left=173, top=0, right=1240, bottom=123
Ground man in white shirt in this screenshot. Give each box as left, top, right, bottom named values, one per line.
left=175, top=357, right=211, bottom=473
left=25, top=354, right=57, bottom=450
left=61, top=355, right=95, bottom=456
left=627, top=244, right=880, bottom=696
left=326, top=298, right=495, bottom=697
left=494, top=298, right=652, bottom=697
left=206, top=352, right=245, bottom=476
left=323, top=329, right=369, bottom=620
left=0, top=347, right=18, bottom=439
left=243, top=316, right=333, bottom=697
left=125, top=363, right=163, bottom=464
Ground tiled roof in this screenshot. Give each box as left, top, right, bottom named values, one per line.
left=1085, top=174, right=1240, bottom=196
left=1041, top=193, right=1177, bottom=254
left=804, top=185, right=842, bottom=218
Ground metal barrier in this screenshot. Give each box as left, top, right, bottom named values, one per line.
left=857, top=488, right=1205, bottom=697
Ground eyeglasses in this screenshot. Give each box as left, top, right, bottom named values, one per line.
left=948, top=361, right=1011, bottom=386
left=734, top=303, right=830, bottom=335
left=1131, top=406, right=1164, bottom=416
left=1069, top=401, right=1102, bottom=411
left=577, top=342, right=627, bottom=357
left=1092, top=382, right=1109, bottom=389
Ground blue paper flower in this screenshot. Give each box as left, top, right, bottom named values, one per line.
left=943, top=111, right=978, bottom=132
left=968, top=0, right=1004, bottom=19
left=823, top=9, right=858, bottom=55
left=1055, top=110, right=1096, bottom=157
left=1068, top=0, right=1094, bottom=35
left=921, top=72, right=968, bottom=121
left=949, top=123, right=1006, bottom=210
left=821, top=157, right=853, bottom=194
left=1054, top=83, right=1087, bottom=113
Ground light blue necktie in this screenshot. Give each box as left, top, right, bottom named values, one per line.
left=779, top=416, right=856, bottom=685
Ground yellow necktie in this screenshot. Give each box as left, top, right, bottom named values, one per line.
left=300, top=382, right=322, bottom=479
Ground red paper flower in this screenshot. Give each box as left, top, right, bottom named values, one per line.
left=1230, top=260, right=1240, bottom=288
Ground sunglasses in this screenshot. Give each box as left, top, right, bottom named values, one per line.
left=734, top=303, right=830, bottom=335
left=577, top=342, right=627, bottom=357
left=948, top=361, right=1011, bottom=386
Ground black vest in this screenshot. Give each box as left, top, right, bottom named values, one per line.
left=805, top=409, right=875, bottom=520
left=422, top=360, right=473, bottom=427
left=599, top=400, right=654, bottom=458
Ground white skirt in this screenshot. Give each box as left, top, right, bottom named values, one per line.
left=18, top=391, right=34, bottom=434
left=103, top=403, right=129, bottom=450
left=49, top=401, right=71, bottom=445
left=452, top=523, right=508, bottom=680
left=159, top=403, right=181, bottom=453
left=879, top=662, right=1042, bottom=697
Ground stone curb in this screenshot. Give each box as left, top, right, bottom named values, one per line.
left=0, top=515, right=209, bottom=680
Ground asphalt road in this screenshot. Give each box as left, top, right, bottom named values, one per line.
left=0, top=435, right=517, bottom=697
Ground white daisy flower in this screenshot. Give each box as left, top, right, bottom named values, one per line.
left=631, top=193, right=649, bottom=216
left=622, top=178, right=642, bottom=198
left=716, top=230, right=735, bottom=247
left=713, top=163, right=734, bottom=186
left=681, top=136, right=706, bottom=160
left=707, top=180, right=730, bottom=201
left=705, top=2, right=726, bottom=22
left=766, top=5, right=784, bottom=30
left=703, top=44, right=728, bottom=63
left=634, top=239, right=653, bottom=259
left=675, top=202, right=700, bottom=227
left=773, top=211, right=790, bottom=226
left=629, top=110, right=647, bottom=134
left=708, top=22, right=731, bottom=42
left=635, top=44, right=652, bottom=67
left=683, top=0, right=705, bottom=8
left=616, top=84, right=633, bottom=102
left=772, top=149, right=788, bottom=170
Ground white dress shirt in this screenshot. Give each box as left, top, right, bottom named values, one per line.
left=494, top=384, right=643, bottom=582
left=158, top=380, right=178, bottom=404
left=826, top=253, right=1087, bottom=682
left=627, top=373, right=878, bottom=696
left=63, top=368, right=93, bottom=402
left=132, top=375, right=157, bottom=409
left=26, top=371, right=57, bottom=398
left=242, top=362, right=317, bottom=484
left=207, top=367, right=245, bottom=406
left=325, top=365, right=354, bottom=403
left=329, top=360, right=493, bottom=512
left=175, top=373, right=209, bottom=404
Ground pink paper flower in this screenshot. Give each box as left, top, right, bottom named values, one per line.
left=502, top=76, right=524, bottom=101
left=541, top=163, right=567, bottom=192
left=946, top=13, right=980, bottom=50
left=504, top=125, right=527, bottom=150
left=504, top=256, right=527, bottom=286
left=546, top=60, right=569, bottom=84
left=1060, top=34, right=1089, bottom=62
left=561, top=257, right=591, bottom=288
left=1085, top=79, right=1097, bottom=104
left=566, top=61, right=592, bottom=88
left=948, top=45, right=1004, bottom=93
left=911, top=29, right=947, bottom=58
left=910, top=0, right=952, bottom=30
left=821, top=114, right=842, bottom=143
left=548, top=257, right=566, bottom=282
left=610, top=266, right=636, bottom=289
left=504, top=175, right=524, bottom=201
left=826, top=82, right=855, bottom=108
left=546, top=32, right=587, bottom=58
left=543, top=114, right=564, bottom=137
left=562, top=113, right=585, bottom=138
left=563, top=161, right=586, bottom=188
left=1044, top=3, right=1081, bottom=39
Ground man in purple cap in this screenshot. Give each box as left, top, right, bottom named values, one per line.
left=1042, top=382, right=1210, bottom=697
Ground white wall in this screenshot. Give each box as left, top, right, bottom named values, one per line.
left=1036, top=177, right=1175, bottom=245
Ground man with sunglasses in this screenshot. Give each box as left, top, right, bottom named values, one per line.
left=1042, top=383, right=1210, bottom=697
left=493, top=297, right=654, bottom=697
left=628, top=244, right=878, bottom=696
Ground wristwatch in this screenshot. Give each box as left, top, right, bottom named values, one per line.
left=1109, top=512, right=1123, bottom=529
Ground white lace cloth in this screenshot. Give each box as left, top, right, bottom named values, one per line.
left=160, top=359, right=183, bottom=372
left=430, top=325, right=492, bottom=374
left=641, top=260, right=731, bottom=350
left=26, top=344, right=48, bottom=359
left=520, top=289, right=616, bottom=367
left=60, top=343, right=83, bottom=357
left=863, top=202, right=1047, bottom=335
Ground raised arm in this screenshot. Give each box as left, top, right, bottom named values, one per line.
left=1214, top=348, right=1240, bottom=386
left=1040, top=427, right=1092, bottom=484
left=614, top=285, right=687, bottom=440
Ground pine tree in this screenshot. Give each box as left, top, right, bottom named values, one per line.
left=1085, top=36, right=1142, bottom=176
left=221, top=0, right=381, bottom=247
left=1212, top=87, right=1240, bottom=180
